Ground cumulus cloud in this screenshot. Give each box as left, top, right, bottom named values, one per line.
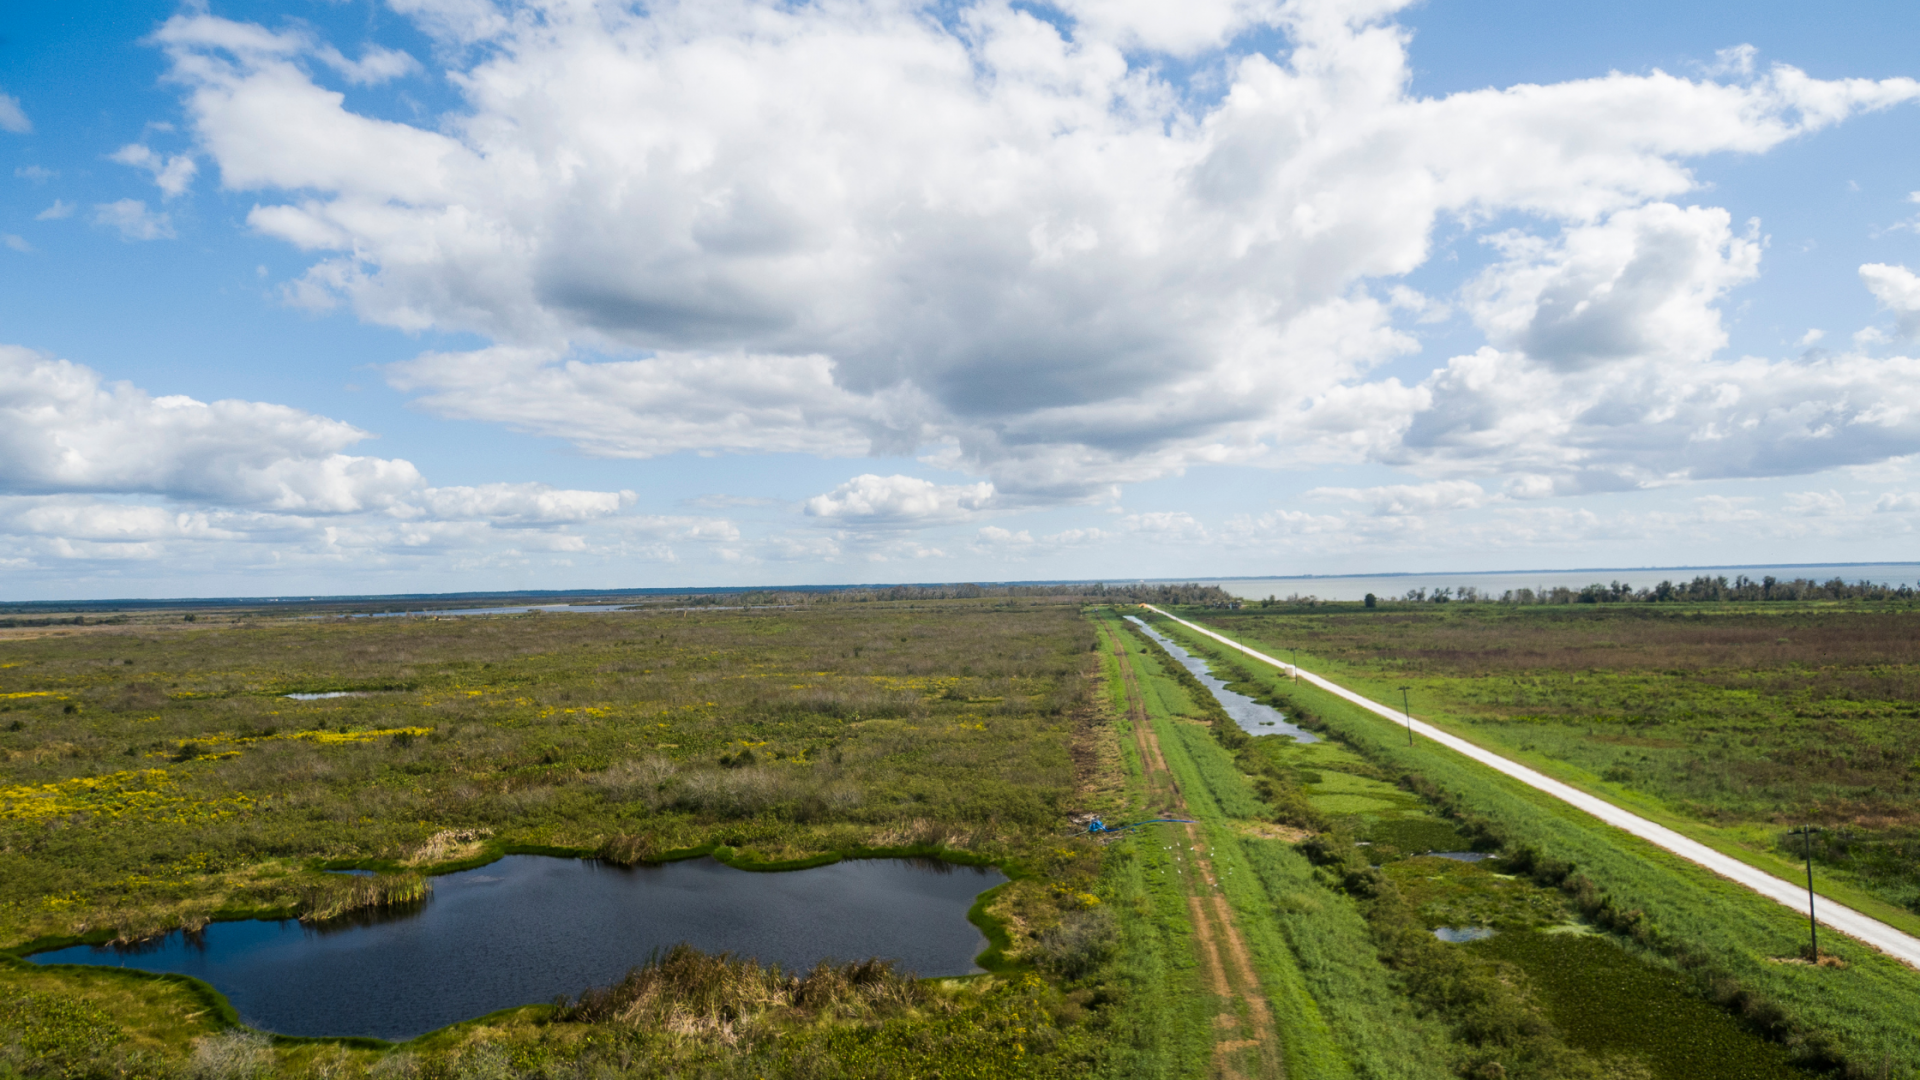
left=36, top=199, right=74, bottom=221
left=0, top=347, right=655, bottom=543
left=1860, top=263, right=1920, bottom=339
left=803, top=474, right=995, bottom=526
left=15, top=165, right=55, bottom=183
left=0, top=345, right=413, bottom=510
left=146, top=0, right=1920, bottom=503
left=0, top=92, right=29, bottom=134
left=1465, top=204, right=1760, bottom=372
left=110, top=144, right=199, bottom=198
left=92, top=199, right=175, bottom=241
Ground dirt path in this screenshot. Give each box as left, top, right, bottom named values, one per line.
left=1143, top=604, right=1920, bottom=973
left=1113, top=631, right=1284, bottom=1080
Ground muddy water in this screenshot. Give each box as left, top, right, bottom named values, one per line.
left=30, top=855, right=1004, bottom=1041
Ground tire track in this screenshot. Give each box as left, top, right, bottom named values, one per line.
left=1112, top=629, right=1284, bottom=1080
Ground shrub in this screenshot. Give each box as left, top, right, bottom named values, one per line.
left=1035, top=908, right=1119, bottom=980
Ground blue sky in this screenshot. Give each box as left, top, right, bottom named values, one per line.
left=4, top=0, right=1920, bottom=599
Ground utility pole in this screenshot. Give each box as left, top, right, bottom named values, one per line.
left=1792, top=825, right=1820, bottom=960
left=1399, top=687, right=1413, bottom=747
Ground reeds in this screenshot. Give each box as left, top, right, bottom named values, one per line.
left=555, top=943, right=926, bottom=1040
left=297, top=872, right=429, bottom=923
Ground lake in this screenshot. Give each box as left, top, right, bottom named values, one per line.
left=29, top=855, right=1005, bottom=1041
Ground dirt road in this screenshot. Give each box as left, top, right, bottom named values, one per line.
left=1143, top=604, right=1920, bottom=971
left=1112, top=627, right=1284, bottom=1080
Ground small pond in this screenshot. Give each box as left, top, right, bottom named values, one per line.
left=29, top=855, right=1004, bottom=1042
left=1126, top=617, right=1318, bottom=743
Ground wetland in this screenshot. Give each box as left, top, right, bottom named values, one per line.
left=29, top=854, right=1004, bottom=1041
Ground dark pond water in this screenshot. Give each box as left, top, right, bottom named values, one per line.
left=1126, top=617, right=1319, bottom=743
left=30, top=855, right=1004, bottom=1041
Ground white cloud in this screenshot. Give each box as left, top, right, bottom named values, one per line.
left=0, top=345, right=414, bottom=510
left=1860, top=263, right=1920, bottom=338
left=419, top=483, right=637, bottom=524
left=36, top=199, right=74, bottom=221
left=1121, top=510, right=1211, bottom=542
left=0, top=348, right=691, bottom=578
left=1464, top=204, right=1761, bottom=373
left=92, top=199, right=175, bottom=241
left=146, top=2, right=1920, bottom=504
left=803, top=474, right=995, bottom=526
left=1309, top=479, right=1489, bottom=514
left=1392, top=345, right=1920, bottom=490
left=0, top=92, right=29, bottom=134
left=1052, top=0, right=1286, bottom=57
left=1784, top=489, right=1847, bottom=516
left=314, top=43, right=420, bottom=86
left=3, top=234, right=29, bottom=253
left=110, top=144, right=199, bottom=199
left=15, top=165, right=55, bottom=183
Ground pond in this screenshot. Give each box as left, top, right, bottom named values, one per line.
left=29, top=855, right=1005, bottom=1042
left=1126, top=616, right=1319, bottom=743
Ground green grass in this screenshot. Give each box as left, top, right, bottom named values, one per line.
left=1188, top=601, right=1920, bottom=924
left=1155, top=609, right=1920, bottom=1077
left=0, top=598, right=1123, bottom=1078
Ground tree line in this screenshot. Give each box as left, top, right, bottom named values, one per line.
left=1370, top=574, right=1919, bottom=606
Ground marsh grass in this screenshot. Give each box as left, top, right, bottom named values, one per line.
left=296, top=873, right=429, bottom=923
left=0, top=600, right=1093, bottom=946
left=556, top=943, right=926, bottom=1039
left=1, top=598, right=1122, bottom=1079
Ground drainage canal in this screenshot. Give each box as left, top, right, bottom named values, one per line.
left=29, top=855, right=1005, bottom=1041
left=1126, top=616, right=1319, bottom=742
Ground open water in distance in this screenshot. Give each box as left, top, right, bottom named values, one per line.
left=1125, top=616, right=1318, bottom=744
left=30, top=855, right=1005, bottom=1042
left=1203, top=562, right=1920, bottom=603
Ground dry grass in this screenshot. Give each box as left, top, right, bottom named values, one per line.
left=554, top=943, right=928, bottom=1040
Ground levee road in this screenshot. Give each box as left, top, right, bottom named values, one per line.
left=1141, top=604, right=1920, bottom=972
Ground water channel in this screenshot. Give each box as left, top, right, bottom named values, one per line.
left=1125, top=616, right=1318, bottom=743
left=29, top=855, right=1005, bottom=1041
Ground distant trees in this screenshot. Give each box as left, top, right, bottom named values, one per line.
left=1373, top=574, right=1919, bottom=606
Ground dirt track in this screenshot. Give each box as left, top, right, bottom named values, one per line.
left=1113, top=630, right=1283, bottom=1080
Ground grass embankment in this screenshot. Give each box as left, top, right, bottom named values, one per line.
left=1153, top=609, right=1919, bottom=1077
left=1193, top=602, right=1920, bottom=927
left=0, top=598, right=1126, bottom=1078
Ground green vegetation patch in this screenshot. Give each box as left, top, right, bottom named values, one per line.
left=1383, top=857, right=1570, bottom=932
left=1471, top=931, right=1810, bottom=1080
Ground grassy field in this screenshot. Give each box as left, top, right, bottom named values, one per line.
left=4, top=594, right=1915, bottom=1079
left=0, top=597, right=1135, bottom=1079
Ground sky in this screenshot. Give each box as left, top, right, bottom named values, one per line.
left=5, top=0, right=1920, bottom=599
